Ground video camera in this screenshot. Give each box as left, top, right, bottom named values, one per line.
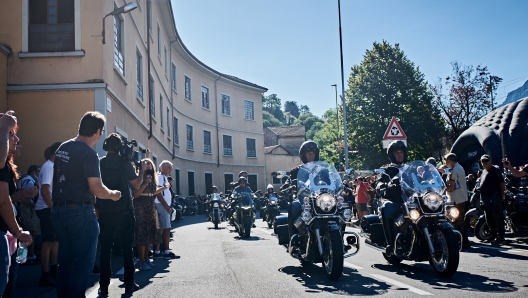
left=120, top=139, right=140, bottom=166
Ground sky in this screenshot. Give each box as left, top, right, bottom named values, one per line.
left=171, top=0, right=528, bottom=118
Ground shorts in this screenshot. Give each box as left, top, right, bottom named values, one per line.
left=155, top=203, right=171, bottom=229
left=357, top=203, right=368, bottom=212
left=20, top=204, right=38, bottom=231
left=36, top=208, right=56, bottom=242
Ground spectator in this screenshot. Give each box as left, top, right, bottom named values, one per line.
left=17, top=165, right=40, bottom=265
left=153, top=161, right=179, bottom=260
left=503, top=158, right=528, bottom=178
left=479, top=154, right=506, bottom=244
left=466, top=174, right=476, bottom=192
left=0, top=112, right=33, bottom=293
left=96, top=133, right=146, bottom=295
left=52, top=111, right=121, bottom=298
left=353, top=177, right=369, bottom=226
left=133, top=158, right=163, bottom=270
left=444, top=153, right=470, bottom=248
left=36, top=142, right=62, bottom=287
left=426, top=157, right=437, bottom=168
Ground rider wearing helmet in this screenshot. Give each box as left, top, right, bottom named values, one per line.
left=376, top=140, right=408, bottom=255
left=262, top=184, right=277, bottom=221
left=233, top=177, right=252, bottom=195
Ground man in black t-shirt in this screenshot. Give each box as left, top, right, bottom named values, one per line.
left=96, top=133, right=146, bottom=295
left=52, top=111, right=121, bottom=298
left=479, top=154, right=506, bottom=244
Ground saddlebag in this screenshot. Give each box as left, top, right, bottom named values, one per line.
left=370, top=223, right=386, bottom=246
left=275, top=215, right=289, bottom=245
left=360, top=214, right=381, bottom=233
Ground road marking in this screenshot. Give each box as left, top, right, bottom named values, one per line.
left=344, top=261, right=363, bottom=270
left=86, top=280, right=114, bottom=298
left=370, top=274, right=432, bottom=295
left=473, top=244, right=528, bottom=255
left=255, top=227, right=273, bottom=235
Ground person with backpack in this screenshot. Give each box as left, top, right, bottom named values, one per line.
left=96, top=133, right=146, bottom=295
left=17, top=165, right=40, bottom=265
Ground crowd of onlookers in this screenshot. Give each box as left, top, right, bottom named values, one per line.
left=0, top=110, right=181, bottom=297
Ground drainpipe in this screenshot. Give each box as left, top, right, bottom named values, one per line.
left=147, top=0, right=152, bottom=139
left=214, top=75, right=221, bottom=167
left=169, top=38, right=177, bottom=159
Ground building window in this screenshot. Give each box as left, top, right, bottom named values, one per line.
left=186, top=125, right=193, bottom=150
left=246, top=138, right=256, bottom=158
left=244, top=100, right=254, bottom=120
left=248, top=174, right=257, bottom=192
left=188, top=171, right=195, bottom=196
left=201, top=86, right=209, bottom=109
left=174, top=169, right=180, bottom=194
left=224, top=173, right=234, bottom=193
left=203, top=131, right=212, bottom=154
left=149, top=76, right=155, bottom=118
left=164, top=46, right=167, bottom=76
left=272, top=176, right=286, bottom=184
left=173, top=117, right=179, bottom=145
left=160, top=95, right=163, bottom=126
left=157, top=24, right=161, bottom=57
left=223, top=135, right=232, bottom=156
left=136, top=51, right=143, bottom=100
left=205, top=173, right=213, bottom=194
left=152, top=156, right=158, bottom=169
left=167, top=108, right=170, bottom=136
left=28, top=0, right=75, bottom=52
left=113, top=13, right=124, bottom=74
left=221, top=94, right=231, bottom=116
left=171, top=63, right=176, bottom=90
left=184, top=76, right=191, bottom=101
left=147, top=0, right=152, bottom=32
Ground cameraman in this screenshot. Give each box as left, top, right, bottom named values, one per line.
left=96, top=133, right=146, bottom=295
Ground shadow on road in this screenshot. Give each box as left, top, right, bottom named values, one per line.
left=279, top=263, right=390, bottom=296
left=371, top=262, right=518, bottom=293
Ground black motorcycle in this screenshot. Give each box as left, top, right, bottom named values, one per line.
left=261, top=193, right=280, bottom=229
left=474, top=175, right=528, bottom=241
left=361, top=161, right=461, bottom=278
left=231, top=192, right=256, bottom=238
left=207, top=193, right=224, bottom=229
left=171, top=195, right=184, bottom=222
left=185, top=197, right=198, bottom=216
left=274, top=161, right=358, bottom=280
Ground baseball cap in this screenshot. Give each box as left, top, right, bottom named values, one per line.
left=480, top=154, right=491, bottom=161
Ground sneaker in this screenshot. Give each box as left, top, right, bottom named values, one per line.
left=148, top=250, right=154, bottom=257
left=138, top=262, right=151, bottom=271
left=152, top=252, right=164, bottom=259
left=124, top=282, right=140, bottom=293
left=164, top=251, right=181, bottom=260
left=145, top=259, right=155, bottom=267
left=92, top=265, right=101, bottom=275
left=39, top=274, right=57, bottom=287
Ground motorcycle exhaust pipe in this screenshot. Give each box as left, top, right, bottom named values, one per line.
left=423, top=227, right=435, bottom=254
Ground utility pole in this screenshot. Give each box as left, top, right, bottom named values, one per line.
left=490, top=75, right=494, bottom=111
left=331, top=84, right=340, bottom=171
left=337, top=0, right=348, bottom=169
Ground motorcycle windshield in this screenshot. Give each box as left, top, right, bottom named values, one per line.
left=211, top=194, right=221, bottom=201
left=401, top=160, right=446, bottom=197
left=268, top=194, right=277, bottom=202
left=297, top=161, right=342, bottom=195
left=238, top=193, right=254, bottom=206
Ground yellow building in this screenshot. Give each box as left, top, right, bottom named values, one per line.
left=0, top=0, right=267, bottom=195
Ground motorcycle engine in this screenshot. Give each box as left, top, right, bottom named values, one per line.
left=294, top=216, right=306, bottom=235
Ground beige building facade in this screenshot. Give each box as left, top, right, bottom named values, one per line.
left=0, top=0, right=267, bottom=195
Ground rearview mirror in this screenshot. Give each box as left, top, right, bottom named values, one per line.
left=274, top=170, right=287, bottom=179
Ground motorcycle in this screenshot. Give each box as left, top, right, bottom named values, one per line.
left=274, top=161, right=359, bottom=280
left=361, top=160, right=461, bottom=278
left=208, top=193, right=225, bottom=229
left=171, top=195, right=184, bottom=222
left=231, top=192, right=256, bottom=238
left=185, top=197, right=198, bottom=216
left=261, top=193, right=280, bottom=229
left=474, top=174, right=528, bottom=241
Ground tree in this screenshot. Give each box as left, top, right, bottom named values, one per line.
left=262, top=111, right=282, bottom=128
left=300, top=105, right=310, bottom=115
left=430, top=61, right=502, bottom=144
left=293, top=112, right=322, bottom=133
left=344, top=41, right=445, bottom=169
left=262, top=94, right=284, bottom=122
left=284, top=101, right=300, bottom=118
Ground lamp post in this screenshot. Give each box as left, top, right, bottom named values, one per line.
left=337, top=0, right=348, bottom=169
left=331, top=84, right=340, bottom=171
left=102, top=2, right=138, bottom=44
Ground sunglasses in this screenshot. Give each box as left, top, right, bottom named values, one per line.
left=481, top=159, right=490, bottom=163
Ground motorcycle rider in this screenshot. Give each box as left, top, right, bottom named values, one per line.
left=262, top=184, right=277, bottom=221
left=232, top=177, right=256, bottom=227
left=376, top=140, right=408, bottom=255
left=288, top=141, right=319, bottom=237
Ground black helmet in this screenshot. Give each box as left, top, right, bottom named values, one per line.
left=387, top=140, right=407, bottom=165
left=238, top=177, right=248, bottom=184
left=299, top=140, right=320, bottom=164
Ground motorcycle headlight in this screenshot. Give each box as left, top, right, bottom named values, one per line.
left=315, top=193, right=336, bottom=211
left=301, top=210, right=312, bottom=223
left=423, top=193, right=443, bottom=211
left=270, top=200, right=277, bottom=205
left=213, top=203, right=219, bottom=207
left=448, top=206, right=460, bottom=219
left=409, top=209, right=421, bottom=221
left=342, top=209, right=352, bottom=220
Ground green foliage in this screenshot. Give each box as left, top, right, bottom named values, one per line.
left=293, top=112, right=322, bottom=133
left=262, top=111, right=282, bottom=128
left=262, top=94, right=285, bottom=122
left=300, top=105, right=310, bottom=115
left=284, top=101, right=300, bottom=118
left=345, top=41, right=445, bottom=169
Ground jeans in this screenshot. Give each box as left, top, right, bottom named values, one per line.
left=3, top=252, right=18, bottom=297
left=52, top=204, right=99, bottom=298
left=381, top=201, right=403, bottom=245
left=482, top=194, right=505, bottom=238
left=0, top=232, right=9, bottom=293
left=98, top=210, right=135, bottom=286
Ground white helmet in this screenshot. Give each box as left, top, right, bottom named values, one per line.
left=267, top=184, right=274, bottom=191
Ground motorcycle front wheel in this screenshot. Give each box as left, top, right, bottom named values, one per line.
left=322, top=229, right=344, bottom=280
left=465, top=214, right=478, bottom=234
left=214, top=210, right=219, bottom=229
left=243, top=216, right=252, bottom=238
left=428, top=228, right=459, bottom=278
left=474, top=217, right=493, bottom=241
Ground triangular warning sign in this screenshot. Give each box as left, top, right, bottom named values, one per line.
left=383, top=117, right=407, bottom=140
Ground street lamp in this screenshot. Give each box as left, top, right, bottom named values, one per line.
left=331, top=84, right=340, bottom=170
left=102, top=2, right=138, bottom=44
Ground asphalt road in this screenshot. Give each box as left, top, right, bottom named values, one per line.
left=13, top=213, right=528, bottom=297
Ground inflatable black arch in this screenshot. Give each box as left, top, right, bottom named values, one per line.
left=450, top=96, right=528, bottom=174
